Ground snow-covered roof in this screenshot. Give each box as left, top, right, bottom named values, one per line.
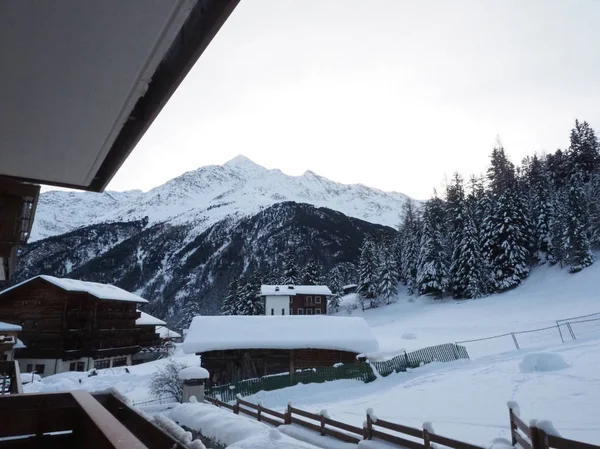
left=156, top=326, right=181, bottom=339
left=342, top=284, right=358, bottom=289
left=0, top=275, right=148, bottom=304
left=0, top=321, right=21, bottom=332
left=260, top=285, right=332, bottom=296
left=178, top=366, right=209, bottom=380
left=14, top=339, right=26, bottom=349
left=183, top=316, right=379, bottom=354
left=136, top=311, right=166, bottom=326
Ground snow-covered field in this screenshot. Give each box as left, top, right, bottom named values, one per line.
left=24, top=261, right=600, bottom=447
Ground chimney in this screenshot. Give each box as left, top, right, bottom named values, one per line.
left=275, top=286, right=279, bottom=292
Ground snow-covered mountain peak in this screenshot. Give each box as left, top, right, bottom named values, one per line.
left=31, top=156, right=413, bottom=241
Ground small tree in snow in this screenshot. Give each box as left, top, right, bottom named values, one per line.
left=149, top=359, right=188, bottom=402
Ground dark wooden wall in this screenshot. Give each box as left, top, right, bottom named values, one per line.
left=138, top=326, right=161, bottom=348
left=0, top=277, right=141, bottom=360
left=290, top=294, right=327, bottom=315
left=201, top=348, right=358, bottom=385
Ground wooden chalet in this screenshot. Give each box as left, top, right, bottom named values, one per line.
left=261, top=284, right=332, bottom=316
left=183, top=315, right=379, bottom=385
left=133, top=310, right=167, bottom=365
left=0, top=275, right=149, bottom=376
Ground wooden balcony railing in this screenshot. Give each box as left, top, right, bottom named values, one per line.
left=0, top=391, right=189, bottom=449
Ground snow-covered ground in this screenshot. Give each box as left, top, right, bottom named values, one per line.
left=24, top=261, right=600, bottom=447
left=340, top=262, right=600, bottom=358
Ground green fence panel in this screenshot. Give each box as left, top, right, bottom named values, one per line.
left=206, top=343, right=471, bottom=402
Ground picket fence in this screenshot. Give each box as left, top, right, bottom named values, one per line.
left=206, top=343, right=470, bottom=402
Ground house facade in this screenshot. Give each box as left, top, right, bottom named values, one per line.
left=0, top=275, right=148, bottom=376
left=261, top=285, right=332, bottom=316
left=183, top=315, right=379, bottom=385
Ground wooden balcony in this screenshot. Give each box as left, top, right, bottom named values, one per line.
left=0, top=391, right=188, bottom=449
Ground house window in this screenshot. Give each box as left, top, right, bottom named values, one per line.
left=94, top=359, right=110, bottom=370
left=297, top=308, right=304, bottom=315
left=77, top=362, right=85, bottom=371
left=69, top=362, right=76, bottom=371
left=306, top=296, right=313, bottom=305
left=112, top=357, right=127, bottom=368
left=306, top=309, right=313, bottom=315
left=35, top=364, right=45, bottom=375
left=315, top=296, right=321, bottom=304
left=271, top=308, right=274, bottom=315
left=289, top=297, right=293, bottom=304
left=315, top=309, right=322, bottom=314
left=282, top=309, right=285, bottom=315
left=26, top=364, right=33, bottom=373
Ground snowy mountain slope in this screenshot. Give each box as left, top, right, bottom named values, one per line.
left=339, top=257, right=600, bottom=357
left=31, top=155, right=412, bottom=241
left=18, top=202, right=396, bottom=320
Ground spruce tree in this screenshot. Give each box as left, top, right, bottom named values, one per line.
left=564, top=174, right=594, bottom=273
left=568, top=119, right=600, bottom=180
left=399, top=200, right=421, bottom=295
left=327, top=293, right=342, bottom=314
left=221, top=278, right=238, bottom=315
left=283, top=254, right=300, bottom=285
left=482, top=146, right=530, bottom=292
left=378, top=245, right=399, bottom=304
left=452, top=213, right=488, bottom=298
left=417, top=195, right=449, bottom=298
left=358, top=237, right=378, bottom=309
left=302, top=258, right=324, bottom=285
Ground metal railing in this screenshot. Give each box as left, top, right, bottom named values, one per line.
left=456, top=312, right=600, bottom=358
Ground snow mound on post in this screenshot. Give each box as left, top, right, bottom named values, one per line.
left=183, top=316, right=379, bottom=354
left=178, top=366, right=209, bottom=380
left=536, top=420, right=562, bottom=437
left=506, top=401, right=521, bottom=417
left=519, top=352, right=570, bottom=373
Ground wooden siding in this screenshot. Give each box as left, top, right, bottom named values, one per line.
left=201, top=348, right=358, bottom=385
left=0, top=278, right=141, bottom=361
left=138, top=327, right=161, bottom=348
left=290, top=293, right=328, bottom=315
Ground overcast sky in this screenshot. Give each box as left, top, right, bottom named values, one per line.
left=107, top=0, right=600, bottom=200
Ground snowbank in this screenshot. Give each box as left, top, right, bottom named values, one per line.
left=171, top=402, right=318, bottom=448
left=519, top=353, right=570, bottom=373
left=179, top=366, right=209, bottom=380
left=183, top=316, right=379, bottom=355
left=0, top=275, right=148, bottom=303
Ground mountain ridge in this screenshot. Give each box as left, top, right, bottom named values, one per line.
left=32, top=155, right=413, bottom=241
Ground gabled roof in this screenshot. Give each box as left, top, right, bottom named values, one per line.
left=260, top=285, right=332, bottom=296
left=183, top=316, right=379, bottom=355
left=136, top=311, right=166, bottom=326
left=0, top=275, right=148, bottom=304
left=156, top=326, right=182, bottom=339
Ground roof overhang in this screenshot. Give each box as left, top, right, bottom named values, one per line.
left=0, top=0, right=239, bottom=192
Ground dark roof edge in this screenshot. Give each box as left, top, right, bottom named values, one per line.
left=89, top=0, right=241, bottom=192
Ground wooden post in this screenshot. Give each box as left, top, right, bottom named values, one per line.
left=234, top=398, right=240, bottom=415
left=535, top=427, right=549, bottom=449
left=530, top=423, right=543, bottom=449
left=508, top=408, right=517, bottom=446
left=366, top=413, right=373, bottom=440
left=423, top=428, right=431, bottom=449
left=320, top=414, right=326, bottom=436
left=286, top=403, right=292, bottom=425
left=257, top=403, right=261, bottom=422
